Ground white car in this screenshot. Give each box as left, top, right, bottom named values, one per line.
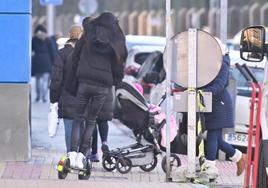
left=126, top=35, right=166, bottom=51
left=124, top=35, right=166, bottom=82
left=124, top=45, right=164, bottom=73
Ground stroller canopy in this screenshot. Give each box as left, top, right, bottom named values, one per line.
left=116, top=81, right=148, bottom=111
left=116, top=81, right=149, bottom=133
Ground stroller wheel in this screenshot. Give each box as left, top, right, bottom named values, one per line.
left=102, top=155, right=117, bottom=172
left=57, top=156, right=69, bottom=179
left=116, top=157, right=132, bottom=174
left=140, top=156, right=158, bottom=172
left=161, top=154, right=181, bottom=173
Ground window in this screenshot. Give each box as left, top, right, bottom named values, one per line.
left=134, top=53, right=151, bottom=65
left=230, top=67, right=264, bottom=97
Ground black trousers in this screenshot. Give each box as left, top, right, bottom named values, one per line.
left=70, top=82, right=108, bottom=155
left=91, top=120, right=109, bottom=154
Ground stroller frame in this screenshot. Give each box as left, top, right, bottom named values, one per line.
left=102, top=81, right=181, bottom=174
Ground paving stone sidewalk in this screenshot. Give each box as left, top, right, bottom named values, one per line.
left=0, top=98, right=245, bottom=187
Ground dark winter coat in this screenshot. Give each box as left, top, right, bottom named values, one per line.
left=49, top=35, right=59, bottom=63
left=50, top=39, right=114, bottom=120
left=66, top=12, right=127, bottom=95
left=203, top=54, right=234, bottom=130
left=50, top=39, right=78, bottom=119
left=32, top=32, right=53, bottom=75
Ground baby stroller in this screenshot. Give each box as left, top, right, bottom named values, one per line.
left=102, top=81, right=181, bottom=174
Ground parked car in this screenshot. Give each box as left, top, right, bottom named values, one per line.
left=124, top=35, right=166, bottom=82
left=124, top=45, right=164, bottom=78
left=126, top=35, right=166, bottom=51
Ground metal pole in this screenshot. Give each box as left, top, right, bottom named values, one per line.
left=220, top=0, right=228, bottom=44
left=165, top=0, right=172, bottom=181
left=47, top=4, right=55, bottom=36
left=187, top=28, right=197, bottom=178
left=218, top=0, right=228, bottom=161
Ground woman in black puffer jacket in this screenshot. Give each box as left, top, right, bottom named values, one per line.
left=66, top=12, right=127, bottom=169
left=49, top=25, right=83, bottom=152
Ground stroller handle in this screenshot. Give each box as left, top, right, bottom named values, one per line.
left=158, top=93, right=166, bottom=106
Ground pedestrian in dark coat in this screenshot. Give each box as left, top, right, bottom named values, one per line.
left=32, top=24, right=54, bottom=102
left=67, top=12, right=127, bottom=169
left=202, top=51, right=246, bottom=178
left=49, top=25, right=83, bottom=152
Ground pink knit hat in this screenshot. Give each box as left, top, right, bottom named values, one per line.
left=134, top=83, right=144, bottom=95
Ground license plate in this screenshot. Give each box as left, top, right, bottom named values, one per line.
left=224, top=133, right=249, bottom=147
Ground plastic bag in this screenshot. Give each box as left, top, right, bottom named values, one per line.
left=48, top=103, right=59, bottom=137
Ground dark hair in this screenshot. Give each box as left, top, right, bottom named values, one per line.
left=84, top=12, right=127, bottom=64
left=82, top=16, right=93, bottom=29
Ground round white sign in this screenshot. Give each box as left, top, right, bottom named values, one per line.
left=165, top=30, right=223, bottom=88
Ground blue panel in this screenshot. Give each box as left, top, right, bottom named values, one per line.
left=0, top=0, right=31, bottom=14
left=0, top=15, right=31, bottom=83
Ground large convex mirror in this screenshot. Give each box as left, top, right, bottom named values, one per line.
left=240, top=26, right=265, bottom=62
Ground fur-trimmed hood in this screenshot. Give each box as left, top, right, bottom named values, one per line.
left=34, top=31, right=48, bottom=41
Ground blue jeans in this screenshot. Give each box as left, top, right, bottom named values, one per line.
left=63, top=119, right=73, bottom=152
left=206, top=129, right=235, bottom=160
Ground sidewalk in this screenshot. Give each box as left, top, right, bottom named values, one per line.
left=0, top=100, right=244, bottom=187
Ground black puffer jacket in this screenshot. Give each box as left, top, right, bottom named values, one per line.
left=76, top=45, right=124, bottom=87
left=50, top=39, right=78, bottom=119
left=51, top=38, right=114, bottom=120
left=66, top=12, right=127, bottom=93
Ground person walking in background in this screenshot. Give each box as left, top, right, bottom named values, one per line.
left=202, top=41, right=247, bottom=179
left=49, top=25, right=83, bottom=152
left=32, top=24, right=54, bottom=102
left=66, top=12, right=127, bottom=170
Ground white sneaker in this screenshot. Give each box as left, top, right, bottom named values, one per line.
left=67, top=151, right=77, bottom=168
left=204, top=160, right=219, bottom=179
left=75, top=152, right=85, bottom=169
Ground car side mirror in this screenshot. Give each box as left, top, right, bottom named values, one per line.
left=240, top=26, right=266, bottom=62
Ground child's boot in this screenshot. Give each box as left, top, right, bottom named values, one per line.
left=229, top=149, right=247, bottom=176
